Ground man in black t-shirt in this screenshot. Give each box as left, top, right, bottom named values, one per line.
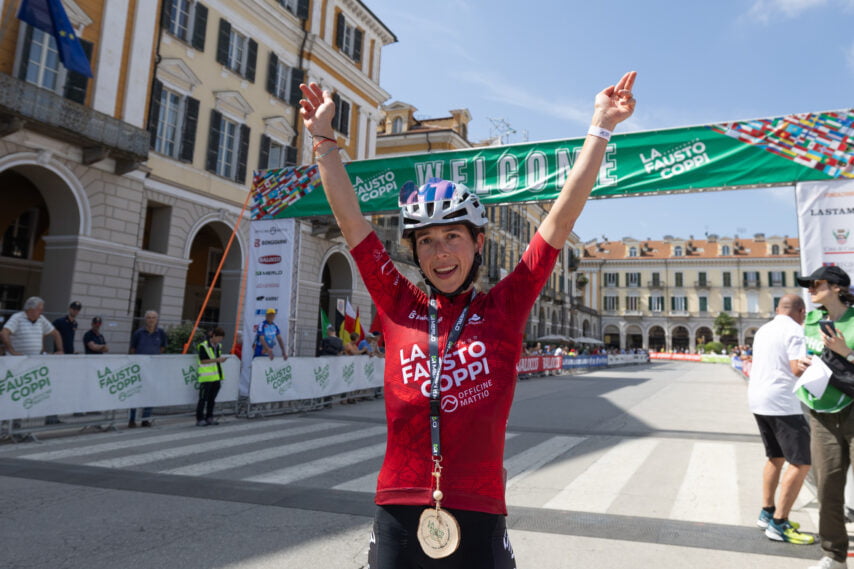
left=83, top=316, right=108, bottom=354
left=53, top=301, right=81, bottom=353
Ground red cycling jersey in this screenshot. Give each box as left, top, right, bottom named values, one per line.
left=350, top=231, right=559, bottom=514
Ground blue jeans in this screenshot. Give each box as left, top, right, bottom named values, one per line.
left=129, top=407, right=152, bottom=421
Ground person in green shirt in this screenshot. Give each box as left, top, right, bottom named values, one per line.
left=796, top=266, right=854, bottom=569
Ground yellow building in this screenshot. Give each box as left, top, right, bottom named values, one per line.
left=0, top=0, right=396, bottom=353
left=577, top=233, right=801, bottom=351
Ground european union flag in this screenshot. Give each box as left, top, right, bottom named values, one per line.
left=17, top=0, right=93, bottom=78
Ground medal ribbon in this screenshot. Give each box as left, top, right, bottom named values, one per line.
left=427, top=289, right=476, bottom=459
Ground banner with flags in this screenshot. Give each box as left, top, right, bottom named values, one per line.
left=17, top=0, right=93, bottom=77
left=251, top=109, right=854, bottom=219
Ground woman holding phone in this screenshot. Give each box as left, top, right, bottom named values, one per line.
left=796, top=266, right=854, bottom=569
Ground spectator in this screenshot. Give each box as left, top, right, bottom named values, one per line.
left=345, top=332, right=366, bottom=355
left=231, top=331, right=243, bottom=359
left=318, top=325, right=344, bottom=356
left=128, top=310, right=167, bottom=428
left=52, top=301, right=81, bottom=354
left=1, top=296, right=63, bottom=356
left=748, top=294, right=814, bottom=544
left=254, top=308, right=287, bottom=360
left=196, top=327, right=227, bottom=427
left=796, top=266, right=854, bottom=569
left=83, top=316, right=108, bottom=354
left=2, top=297, right=64, bottom=424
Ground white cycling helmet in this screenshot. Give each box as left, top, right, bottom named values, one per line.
left=399, top=178, right=488, bottom=239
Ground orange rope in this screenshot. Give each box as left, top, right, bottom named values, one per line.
left=182, top=188, right=255, bottom=354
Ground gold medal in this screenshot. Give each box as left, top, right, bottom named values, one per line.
left=417, top=506, right=460, bottom=559
left=417, top=458, right=461, bottom=558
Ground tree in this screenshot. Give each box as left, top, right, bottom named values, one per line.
left=713, top=312, right=738, bottom=346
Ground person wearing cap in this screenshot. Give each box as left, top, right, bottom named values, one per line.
left=52, top=300, right=81, bottom=354
left=83, top=317, right=108, bottom=354
left=794, top=266, right=854, bottom=569
left=253, top=308, right=286, bottom=360
left=196, top=326, right=227, bottom=426
left=300, top=72, right=636, bottom=567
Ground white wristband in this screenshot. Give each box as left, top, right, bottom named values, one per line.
left=587, top=125, right=612, bottom=141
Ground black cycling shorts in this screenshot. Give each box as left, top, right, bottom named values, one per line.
left=754, top=413, right=811, bottom=465
left=367, top=505, right=517, bottom=569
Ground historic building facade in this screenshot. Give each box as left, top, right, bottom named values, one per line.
left=576, top=233, right=801, bottom=351
left=0, top=0, right=395, bottom=355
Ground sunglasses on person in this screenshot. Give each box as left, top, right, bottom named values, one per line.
left=807, top=280, right=828, bottom=290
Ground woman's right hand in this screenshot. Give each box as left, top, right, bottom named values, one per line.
left=299, top=83, right=337, bottom=139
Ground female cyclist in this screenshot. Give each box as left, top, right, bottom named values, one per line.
left=299, top=71, right=636, bottom=568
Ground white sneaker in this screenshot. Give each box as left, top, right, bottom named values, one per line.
left=808, top=557, right=848, bottom=569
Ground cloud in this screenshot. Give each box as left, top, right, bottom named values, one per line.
left=745, top=0, right=827, bottom=22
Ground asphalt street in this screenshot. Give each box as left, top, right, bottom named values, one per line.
left=0, top=361, right=834, bottom=568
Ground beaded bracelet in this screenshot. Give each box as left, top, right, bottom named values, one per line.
left=316, top=145, right=340, bottom=160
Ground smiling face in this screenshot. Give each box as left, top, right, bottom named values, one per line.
left=414, top=223, right=484, bottom=295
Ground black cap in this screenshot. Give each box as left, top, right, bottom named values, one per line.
left=91, top=316, right=102, bottom=324
left=70, top=301, right=82, bottom=310
left=796, top=266, right=851, bottom=288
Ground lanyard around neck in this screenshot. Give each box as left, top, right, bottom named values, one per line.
left=427, top=289, right=476, bottom=458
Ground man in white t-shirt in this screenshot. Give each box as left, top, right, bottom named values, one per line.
left=748, top=294, right=814, bottom=545
left=1, top=296, right=63, bottom=356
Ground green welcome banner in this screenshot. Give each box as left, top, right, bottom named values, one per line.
left=251, top=109, right=853, bottom=219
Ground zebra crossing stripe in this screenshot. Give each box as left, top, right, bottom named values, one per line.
left=670, top=441, right=740, bottom=525
left=332, top=433, right=522, bottom=493
left=504, top=435, right=585, bottom=489
left=543, top=438, right=659, bottom=512
left=333, top=470, right=378, bottom=493
left=162, top=425, right=387, bottom=476
left=11, top=419, right=289, bottom=462
left=245, top=442, right=387, bottom=485
left=87, top=422, right=342, bottom=469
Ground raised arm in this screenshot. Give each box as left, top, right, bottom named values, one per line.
left=299, top=83, right=372, bottom=249
left=539, top=71, right=637, bottom=248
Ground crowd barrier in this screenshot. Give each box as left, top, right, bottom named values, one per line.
left=649, top=352, right=731, bottom=364
left=1, top=351, right=652, bottom=438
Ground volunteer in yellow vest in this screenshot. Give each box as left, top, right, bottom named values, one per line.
left=197, top=327, right=228, bottom=427
left=796, top=266, right=854, bottom=569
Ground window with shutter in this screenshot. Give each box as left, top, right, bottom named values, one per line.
left=336, top=12, right=363, bottom=62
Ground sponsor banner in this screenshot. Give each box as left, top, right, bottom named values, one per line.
left=249, top=356, right=384, bottom=403
left=516, top=356, right=563, bottom=375
left=796, top=178, right=854, bottom=309
left=607, top=354, right=649, bottom=365
left=564, top=355, right=609, bottom=368
left=650, top=353, right=731, bottom=364
left=255, top=109, right=853, bottom=219
left=0, top=355, right=240, bottom=420
left=241, top=218, right=296, bottom=396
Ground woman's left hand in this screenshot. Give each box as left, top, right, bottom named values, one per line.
left=592, top=71, right=637, bottom=130
left=823, top=328, right=850, bottom=357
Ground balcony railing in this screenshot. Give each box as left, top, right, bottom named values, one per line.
left=0, top=73, right=149, bottom=174
left=694, top=280, right=710, bottom=288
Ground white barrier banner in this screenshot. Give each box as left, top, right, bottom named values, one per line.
left=796, top=179, right=854, bottom=309
left=0, top=355, right=240, bottom=420
left=607, top=354, right=649, bottom=365
left=250, top=356, right=384, bottom=403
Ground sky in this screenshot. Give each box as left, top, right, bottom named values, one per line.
left=364, top=0, right=854, bottom=243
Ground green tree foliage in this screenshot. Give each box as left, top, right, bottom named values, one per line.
left=166, top=322, right=207, bottom=354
